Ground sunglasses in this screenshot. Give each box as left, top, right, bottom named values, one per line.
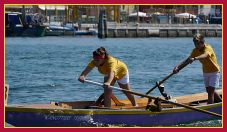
left=193, top=40, right=201, bottom=46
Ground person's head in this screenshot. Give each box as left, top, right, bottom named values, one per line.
left=193, top=33, right=205, bottom=49
left=93, top=47, right=108, bottom=66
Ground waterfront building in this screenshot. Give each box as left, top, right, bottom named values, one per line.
left=5, top=5, right=222, bottom=25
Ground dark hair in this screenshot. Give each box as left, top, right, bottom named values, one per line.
left=93, top=47, right=108, bottom=59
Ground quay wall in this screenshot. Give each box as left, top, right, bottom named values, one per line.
left=102, top=23, right=222, bottom=38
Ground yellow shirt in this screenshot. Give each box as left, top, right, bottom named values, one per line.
left=87, top=56, right=128, bottom=80
left=190, top=43, right=220, bottom=73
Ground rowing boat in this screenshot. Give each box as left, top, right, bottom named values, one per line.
left=5, top=88, right=222, bottom=127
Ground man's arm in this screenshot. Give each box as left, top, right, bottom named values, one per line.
left=78, top=66, right=93, bottom=83
left=103, top=71, right=115, bottom=88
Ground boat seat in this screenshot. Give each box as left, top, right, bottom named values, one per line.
left=94, top=93, right=125, bottom=106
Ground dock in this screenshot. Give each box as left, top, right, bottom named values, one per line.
left=98, top=11, right=222, bottom=38
left=99, top=23, right=222, bottom=38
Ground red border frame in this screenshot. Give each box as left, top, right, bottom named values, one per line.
left=1, top=0, right=226, bottom=4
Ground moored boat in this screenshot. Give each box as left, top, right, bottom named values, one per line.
left=45, top=25, right=75, bottom=36
left=5, top=88, right=222, bottom=127
left=5, top=12, right=46, bottom=37
left=75, top=27, right=97, bottom=36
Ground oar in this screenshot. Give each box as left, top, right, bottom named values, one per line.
left=145, top=58, right=191, bottom=95
left=84, top=79, right=222, bottom=118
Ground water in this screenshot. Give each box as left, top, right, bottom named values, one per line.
left=5, top=36, right=222, bottom=127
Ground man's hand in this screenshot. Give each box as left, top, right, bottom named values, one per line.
left=103, top=82, right=111, bottom=89
left=78, top=76, right=85, bottom=83
left=189, top=57, right=196, bottom=64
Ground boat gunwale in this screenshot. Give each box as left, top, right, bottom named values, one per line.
left=6, top=102, right=222, bottom=115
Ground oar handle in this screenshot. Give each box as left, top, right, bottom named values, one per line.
left=84, top=80, right=123, bottom=90
left=145, top=58, right=191, bottom=95
left=84, top=79, right=222, bottom=118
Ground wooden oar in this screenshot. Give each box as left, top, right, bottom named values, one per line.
left=145, top=58, right=191, bottom=95
left=84, top=79, right=222, bottom=118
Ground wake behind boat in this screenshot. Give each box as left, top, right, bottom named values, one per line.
left=5, top=84, right=222, bottom=127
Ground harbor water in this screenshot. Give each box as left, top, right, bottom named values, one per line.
left=5, top=36, right=222, bottom=127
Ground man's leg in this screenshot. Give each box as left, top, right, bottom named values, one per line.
left=204, top=72, right=222, bottom=104
left=103, top=77, right=116, bottom=107
left=206, top=87, right=214, bottom=104
left=118, top=83, right=137, bottom=106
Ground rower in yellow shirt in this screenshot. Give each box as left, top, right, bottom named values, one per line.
left=173, top=33, right=222, bottom=104
left=78, top=47, right=137, bottom=107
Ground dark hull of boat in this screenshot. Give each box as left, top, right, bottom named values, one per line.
left=6, top=26, right=46, bottom=37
